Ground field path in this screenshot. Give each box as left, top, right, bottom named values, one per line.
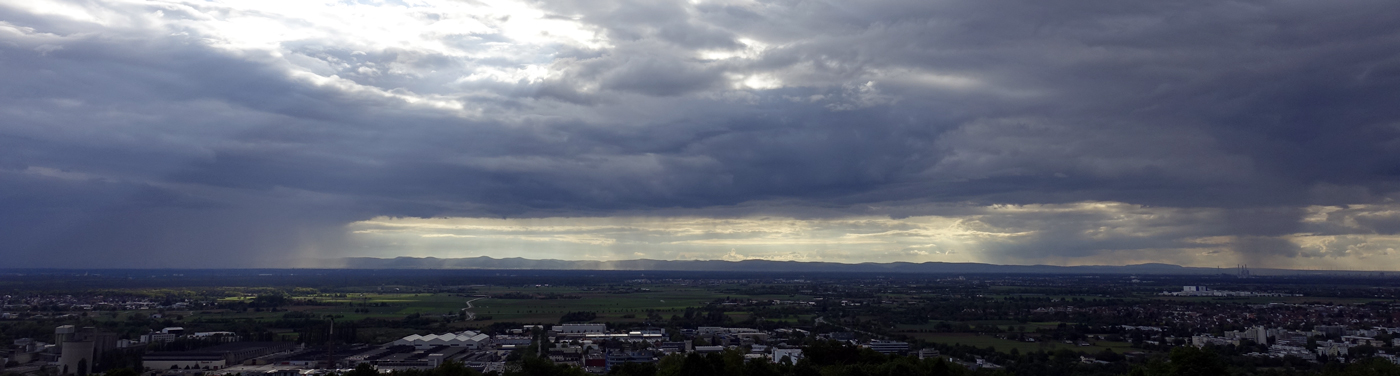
left=463, top=297, right=486, bottom=320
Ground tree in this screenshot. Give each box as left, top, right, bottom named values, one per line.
left=102, top=368, right=139, bottom=376
left=431, top=360, right=481, bottom=376
left=608, top=362, right=657, bottom=376
left=503, top=357, right=583, bottom=376
left=1134, top=347, right=1228, bottom=376
left=251, top=294, right=289, bottom=308
left=1350, top=344, right=1378, bottom=359
left=1326, top=358, right=1400, bottom=376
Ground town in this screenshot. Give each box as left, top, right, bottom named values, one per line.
left=2, top=269, right=1400, bottom=376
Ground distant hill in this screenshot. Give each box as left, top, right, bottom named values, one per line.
left=336, top=256, right=1302, bottom=275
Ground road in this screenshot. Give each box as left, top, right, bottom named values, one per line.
left=462, top=297, right=485, bottom=320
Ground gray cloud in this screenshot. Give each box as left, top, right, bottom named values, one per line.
left=2, top=0, right=1400, bottom=267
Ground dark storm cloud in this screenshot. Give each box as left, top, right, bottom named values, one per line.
left=3, top=0, right=1400, bottom=267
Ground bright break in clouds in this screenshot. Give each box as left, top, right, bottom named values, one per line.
left=3, top=0, right=1400, bottom=269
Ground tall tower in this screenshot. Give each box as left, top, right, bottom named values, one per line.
left=326, top=319, right=335, bottom=370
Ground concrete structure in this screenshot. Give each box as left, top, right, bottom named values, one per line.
left=143, top=342, right=296, bottom=371
left=390, top=331, right=490, bottom=349
left=605, top=350, right=655, bottom=371
left=1316, top=341, right=1349, bottom=358
left=1315, top=326, right=1346, bottom=338
left=220, top=364, right=334, bottom=376
left=546, top=346, right=583, bottom=366
left=863, top=340, right=909, bottom=355
left=7, top=338, right=48, bottom=365
left=1192, top=335, right=1240, bottom=348
left=658, top=342, right=691, bottom=354
left=55, top=326, right=118, bottom=376
left=191, top=332, right=241, bottom=343
left=1341, top=336, right=1386, bottom=347
left=1266, top=345, right=1316, bottom=361
left=1226, top=326, right=1268, bottom=344
left=693, top=346, right=724, bottom=354
left=1166, top=286, right=1301, bottom=297
left=141, top=333, right=178, bottom=344
left=143, top=353, right=228, bottom=370
left=345, top=344, right=503, bottom=373
left=696, top=327, right=725, bottom=337
left=772, top=349, right=802, bottom=363
left=58, top=341, right=96, bottom=375
left=55, top=325, right=77, bottom=345
left=554, top=324, right=606, bottom=336
left=492, top=336, right=532, bottom=347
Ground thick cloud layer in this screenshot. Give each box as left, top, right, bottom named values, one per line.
left=2, top=0, right=1400, bottom=268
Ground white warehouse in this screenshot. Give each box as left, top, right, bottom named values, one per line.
left=391, top=331, right=491, bottom=349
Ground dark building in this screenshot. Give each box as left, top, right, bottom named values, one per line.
left=144, top=342, right=296, bottom=371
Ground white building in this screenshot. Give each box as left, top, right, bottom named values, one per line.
left=772, top=349, right=802, bottom=363
left=863, top=340, right=909, bottom=355
left=1266, top=345, right=1317, bottom=361
left=1192, top=335, right=1239, bottom=348
left=493, top=336, right=532, bottom=347
left=1316, top=341, right=1349, bottom=358
left=1226, top=326, right=1268, bottom=344
left=390, top=331, right=490, bottom=349
left=1341, top=336, right=1385, bottom=347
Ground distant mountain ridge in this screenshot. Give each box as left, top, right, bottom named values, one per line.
left=337, top=256, right=1328, bottom=275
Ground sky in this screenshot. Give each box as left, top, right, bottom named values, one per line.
left=3, top=0, right=1400, bottom=269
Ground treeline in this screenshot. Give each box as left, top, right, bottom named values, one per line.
left=667, top=307, right=733, bottom=327
left=490, top=292, right=583, bottom=300
left=559, top=312, right=597, bottom=323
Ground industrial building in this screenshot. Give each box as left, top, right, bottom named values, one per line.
left=388, top=331, right=490, bottom=349
left=862, top=340, right=909, bottom=355
left=552, top=324, right=607, bottom=336
left=54, top=325, right=127, bottom=376
left=339, top=344, right=505, bottom=373
left=143, top=342, right=297, bottom=371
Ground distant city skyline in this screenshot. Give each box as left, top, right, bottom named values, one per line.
left=2, top=1, right=1400, bottom=269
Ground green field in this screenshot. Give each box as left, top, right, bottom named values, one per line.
left=191, top=286, right=738, bottom=328
left=465, top=286, right=725, bottom=324
left=18, top=284, right=808, bottom=344
left=896, top=321, right=1069, bottom=333
left=3, top=282, right=1155, bottom=358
